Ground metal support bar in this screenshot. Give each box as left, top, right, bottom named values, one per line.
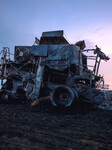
left=81, top=49, right=94, bottom=52
left=87, top=58, right=96, bottom=60
left=79, top=50, right=83, bottom=76
left=96, top=58, right=101, bottom=76
left=33, top=57, right=44, bottom=100
left=93, top=55, right=98, bottom=75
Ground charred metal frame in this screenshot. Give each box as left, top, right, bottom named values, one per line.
left=0, top=30, right=110, bottom=108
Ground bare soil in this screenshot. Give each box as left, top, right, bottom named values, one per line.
left=0, top=100, right=112, bottom=150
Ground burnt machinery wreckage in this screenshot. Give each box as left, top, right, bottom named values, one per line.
left=0, top=30, right=111, bottom=108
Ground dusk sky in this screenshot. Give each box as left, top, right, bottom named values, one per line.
left=0, top=0, right=112, bottom=89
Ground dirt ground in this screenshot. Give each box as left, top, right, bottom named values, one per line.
left=0, top=100, right=112, bottom=150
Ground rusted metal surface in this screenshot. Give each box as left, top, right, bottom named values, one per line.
left=0, top=30, right=111, bottom=109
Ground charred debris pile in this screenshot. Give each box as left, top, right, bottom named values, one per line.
left=0, top=30, right=112, bottom=109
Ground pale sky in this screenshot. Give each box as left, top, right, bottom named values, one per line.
left=0, top=0, right=112, bottom=89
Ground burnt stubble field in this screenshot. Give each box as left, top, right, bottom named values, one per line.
left=0, top=100, right=112, bottom=150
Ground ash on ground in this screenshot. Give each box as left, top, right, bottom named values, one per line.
left=0, top=100, right=112, bottom=150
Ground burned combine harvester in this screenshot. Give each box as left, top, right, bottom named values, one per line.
left=0, top=30, right=110, bottom=108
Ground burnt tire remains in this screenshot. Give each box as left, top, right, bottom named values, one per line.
left=50, top=85, right=78, bottom=107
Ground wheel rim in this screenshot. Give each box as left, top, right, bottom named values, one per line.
left=58, top=89, right=71, bottom=105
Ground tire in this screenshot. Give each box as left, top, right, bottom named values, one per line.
left=50, top=85, right=75, bottom=107
left=0, top=91, right=9, bottom=103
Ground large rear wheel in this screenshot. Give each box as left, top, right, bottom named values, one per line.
left=50, top=85, right=78, bottom=107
